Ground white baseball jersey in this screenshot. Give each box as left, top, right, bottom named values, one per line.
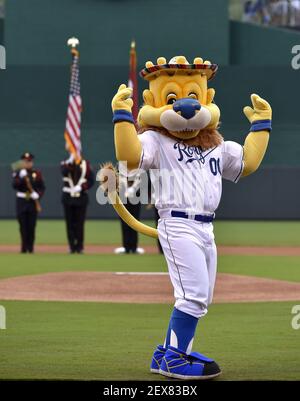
left=137, top=130, right=244, bottom=215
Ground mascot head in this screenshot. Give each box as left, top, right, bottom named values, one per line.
left=138, top=56, right=222, bottom=149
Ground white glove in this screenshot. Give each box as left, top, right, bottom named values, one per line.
left=72, top=185, right=82, bottom=193
left=30, top=191, right=39, bottom=200
left=65, top=154, right=74, bottom=164
left=19, top=169, right=27, bottom=178
left=125, top=187, right=136, bottom=199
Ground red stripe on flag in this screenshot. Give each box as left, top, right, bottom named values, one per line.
left=74, top=95, right=82, bottom=107
left=70, top=97, right=81, bottom=124
left=71, top=96, right=82, bottom=117
left=68, top=105, right=81, bottom=135
left=67, top=116, right=80, bottom=142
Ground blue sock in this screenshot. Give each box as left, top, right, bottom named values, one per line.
left=164, top=308, right=198, bottom=354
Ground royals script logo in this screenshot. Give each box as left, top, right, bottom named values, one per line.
left=174, top=142, right=209, bottom=164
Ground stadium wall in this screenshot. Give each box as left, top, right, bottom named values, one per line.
left=5, top=0, right=229, bottom=66
left=0, top=64, right=299, bottom=219
left=1, top=1, right=300, bottom=219
left=230, top=21, right=300, bottom=65
left=0, top=65, right=299, bottom=165
left=0, top=18, right=3, bottom=44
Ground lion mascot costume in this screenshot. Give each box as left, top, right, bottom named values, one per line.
left=104, top=55, right=271, bottom=380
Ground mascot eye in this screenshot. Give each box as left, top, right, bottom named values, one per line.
left=166, top=93, right=177, bottom=105
left=188, top=92, right=198, bottom=99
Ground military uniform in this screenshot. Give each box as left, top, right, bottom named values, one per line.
left=120, top=195, right=141, bottom=253
left=12, top=153, right=45, bottom=253
left=115, top=173, right=144, bottom=254
left=61, top=157, right=94, bottom=253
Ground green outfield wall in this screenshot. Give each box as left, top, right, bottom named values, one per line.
left=0, top=65, right=298, bottom=166
left=1, top=1, right=300, bottom=219
left=5, top=0, right=229, bottom=66
left=0, top=18, right=4, bottom=44
left=230, top=21, right=300, bottom=65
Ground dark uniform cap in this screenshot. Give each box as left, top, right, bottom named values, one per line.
left=21, top=152, right=34, bottom=161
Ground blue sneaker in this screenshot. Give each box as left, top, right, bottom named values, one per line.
left=159, top=346, right=221, bottom=380
left=150, top=345, right=167, bottom=374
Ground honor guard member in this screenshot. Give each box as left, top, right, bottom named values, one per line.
left=148, top=176, right=163, bottom=254
left=114, top=171, right=145, bottom=254
left=12, top=152, right=45, bottom=253
left=61, top=155, right=95, bottom=254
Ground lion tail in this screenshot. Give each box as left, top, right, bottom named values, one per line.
left=98, top=163, right=158, bottom=239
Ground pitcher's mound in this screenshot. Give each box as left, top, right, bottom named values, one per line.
left=0, top=271, right=299, bottom=303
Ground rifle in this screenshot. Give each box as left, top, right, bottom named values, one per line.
left=11, top=160, right=42, bottom=213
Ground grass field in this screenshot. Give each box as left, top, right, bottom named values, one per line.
left=0, top=254, right=300, bottom=282
left=0, top=301, right=299, bottom=381
left=0, top=219, right=299, bottom=381
left=1, top=219, right=300, bottom=246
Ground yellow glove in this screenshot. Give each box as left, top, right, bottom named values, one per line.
left=111, top=84, right=133, bottom=113
left=242, top=94, right=271, bottom=177
left=205, top=88, right=221, bottom=129
left=243, top=94, right=272, bottom=130
left=112, top=84, right=141, bottom=169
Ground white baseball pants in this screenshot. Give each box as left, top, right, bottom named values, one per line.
left=158, top=217, right=217, bottom=319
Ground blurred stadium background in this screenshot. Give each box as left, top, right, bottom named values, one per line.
left=0, top=0, right=300, bottom=219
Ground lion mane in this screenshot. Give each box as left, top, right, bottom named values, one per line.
left=138, top=125, right=223, bottom=150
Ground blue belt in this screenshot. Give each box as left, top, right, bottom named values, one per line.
left=171, top=211, right=214, bottom=223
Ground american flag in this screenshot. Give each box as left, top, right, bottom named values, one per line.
left=64, top=49, right=82, bottom=163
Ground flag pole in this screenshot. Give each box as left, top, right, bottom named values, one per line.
left=129, top=39, right=138, bottom=125
left=65, top=37, right=82, bottom=164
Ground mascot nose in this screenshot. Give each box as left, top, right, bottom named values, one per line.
left=173, top=98, right=201, bottom=120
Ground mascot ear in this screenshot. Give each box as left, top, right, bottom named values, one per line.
left=206, top=88, right=216, bottom=105
left=143, top=89, right=154, bottom=106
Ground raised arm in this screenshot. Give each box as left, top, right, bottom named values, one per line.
left=111, top=84, right=142, bottom=170
left=242, top=94, right=272, bottom=177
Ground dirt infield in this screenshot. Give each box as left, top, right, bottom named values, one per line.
left=0, top=271, right=299, bottom=303
left=1, top=244, right=300, bottom=256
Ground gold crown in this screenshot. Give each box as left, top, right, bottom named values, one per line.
left=140, top=56, right=218, bottom=81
